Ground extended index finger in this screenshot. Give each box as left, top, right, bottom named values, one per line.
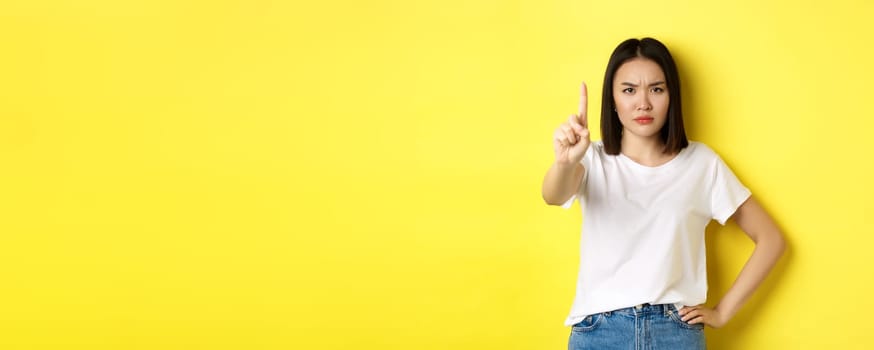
left=578, top=82, right=588, bottom=127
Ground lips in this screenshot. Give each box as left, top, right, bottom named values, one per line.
left=633, top=116, right=654, bottom=124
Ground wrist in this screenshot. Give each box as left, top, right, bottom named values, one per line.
left=714, top=303, right=738, bottom=324
left=553, top=162, right=578, bottom=174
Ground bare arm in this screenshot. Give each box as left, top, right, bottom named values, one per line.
left=680, top=196, right=786, bottom=327
left=542, top=83, right=590, bottom=206
left=542, top=162, right=585, bottom=205
left=714, top=196, right=786, bottom=321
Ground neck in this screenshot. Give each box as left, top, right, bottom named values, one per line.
left=620, top=131, right=671, bottom=166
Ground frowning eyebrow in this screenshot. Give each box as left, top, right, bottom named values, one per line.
left=620, top=81, right=666, bottom=87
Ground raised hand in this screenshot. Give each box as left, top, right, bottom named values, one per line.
left=553, top=82, right=591, bottom=165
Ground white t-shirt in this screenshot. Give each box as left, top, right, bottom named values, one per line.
left=561, top=141, right=751, bottom=326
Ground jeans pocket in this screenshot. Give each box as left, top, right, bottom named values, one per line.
left=666, top=306, right=705, bottom=331
left=571, top=313, right=603, bottom=333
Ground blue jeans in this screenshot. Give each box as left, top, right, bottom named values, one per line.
left=568, top=303, right=706, bottom=350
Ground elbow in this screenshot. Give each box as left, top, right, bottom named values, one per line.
left=765, top=230, right=788, bottom=259
left=775, top=233, right=788, bottom=257
left=542, top=191, right=568, bottom=206
left=542, top=194, right=561, bottom=206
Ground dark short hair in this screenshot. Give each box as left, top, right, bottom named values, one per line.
left=600, top=38, right=688, bottom=155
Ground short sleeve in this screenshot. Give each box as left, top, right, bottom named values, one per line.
left=560, top=144, right=594, bottom=209
left=710, top=155, right=752, bottom=225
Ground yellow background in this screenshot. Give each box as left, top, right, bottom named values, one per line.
left=0, top=0, right=871, bottom=348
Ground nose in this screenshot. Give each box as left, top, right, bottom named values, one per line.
left=637, top=93, right=652, bottom=111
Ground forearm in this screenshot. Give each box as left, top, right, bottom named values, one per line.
left=715, top=233, right=786, bottom=321
left=541, top=162, right=585, bottom=205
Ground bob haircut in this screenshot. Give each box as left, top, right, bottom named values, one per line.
left=600, top=37, right=688, bottom=155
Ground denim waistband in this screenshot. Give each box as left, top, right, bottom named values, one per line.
left=603, top=303, right=675, bottom=317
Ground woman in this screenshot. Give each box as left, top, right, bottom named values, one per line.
left=542, top=38, right=786, bottom=349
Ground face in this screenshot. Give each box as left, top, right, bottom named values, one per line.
left=612, top=58, right=670, bottom=140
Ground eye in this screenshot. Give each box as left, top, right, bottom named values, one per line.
left=622, top=87, right=635, bottom=94
left=651, top=87, right=665, bottom=93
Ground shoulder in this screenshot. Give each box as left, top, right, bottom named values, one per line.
left=591, top=140, right=605, bottom=152
left=684, top=141, right=720, bottom=161
left=587, top=140, right=608, bottom=159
